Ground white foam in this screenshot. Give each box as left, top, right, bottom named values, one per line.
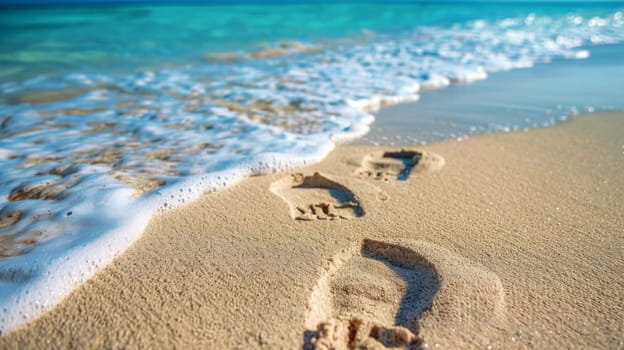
left=420, top=73, right=451, bottom=90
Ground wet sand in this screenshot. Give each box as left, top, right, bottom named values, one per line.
left=1, top=112, right=623, bottom=349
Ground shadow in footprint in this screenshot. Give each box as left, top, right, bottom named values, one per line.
left=304, top=239, right=440, bottom=349
left=356, top=149, right=445, bottom=182
left=361, top=239, right=440, bottom=331
left=382, top=151, right=421, bottom=181
left=271, top=172, right=364, bottom=221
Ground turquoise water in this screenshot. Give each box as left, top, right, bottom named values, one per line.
left=1, top=3, right=622, bottom=81
left=1, top=2, right=624, bottom=334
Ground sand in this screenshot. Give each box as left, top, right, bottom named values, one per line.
left=1, top=112, right=623, bottom=349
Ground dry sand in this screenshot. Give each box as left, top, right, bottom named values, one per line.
left=1, top=112, right=623, bottom=349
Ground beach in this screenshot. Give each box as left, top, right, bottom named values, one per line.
left=2, top=3, right=624, bottom=348
left=2, top=111, right=622, bottom=349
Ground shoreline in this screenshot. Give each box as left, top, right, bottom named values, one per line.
left=361, top=42, right=624, bottom=146
left=1, top=111, right=623, bottom=348
left=2, top=37, right=624, bottom=336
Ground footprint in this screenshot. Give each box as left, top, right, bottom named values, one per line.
left=270, top=172, right=365, bottom=221
left=304, top=239, right=506, bottom=349
left=355, top=149, right=445, bottom=181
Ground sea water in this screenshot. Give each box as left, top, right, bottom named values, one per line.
left=1, top=2, right=623, bottom=333
left=363, top=43, right=624, bottom=145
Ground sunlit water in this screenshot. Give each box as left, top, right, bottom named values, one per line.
left=0, top=2, right=623, bottom=333
left=362, top=43, right=624, bottom=145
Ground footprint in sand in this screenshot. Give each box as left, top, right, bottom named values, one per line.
left=270, top=172, right=366, bottom=221
left=355, top=149, right=445, bottom=181
left=304, top=239, right=506, bottom=350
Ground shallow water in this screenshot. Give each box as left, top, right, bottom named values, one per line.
left=3, top=2, right=619, bottom=82
left=363, top=43, right=624, bottom=145
left=1, top=2, right=623, bottom=334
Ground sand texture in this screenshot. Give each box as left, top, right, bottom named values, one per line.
left=1, top=112, right=623, bottom=349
